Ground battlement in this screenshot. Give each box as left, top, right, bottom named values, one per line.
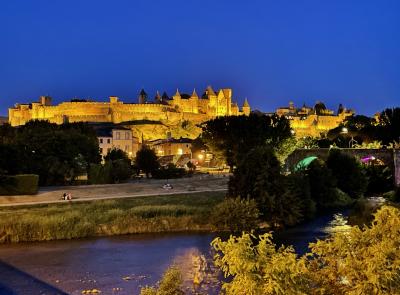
left=8, top=87, right=250, bottom=127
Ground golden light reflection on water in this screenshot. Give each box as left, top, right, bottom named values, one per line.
left=172, top=248, right=221, bottom=294
left=323, top=213, right=352, bottom=234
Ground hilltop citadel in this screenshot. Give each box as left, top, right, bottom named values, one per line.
left=9, top=86, right=250, bottom=128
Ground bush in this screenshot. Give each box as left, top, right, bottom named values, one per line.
left=383, top=188, right=400, bottom=202
left=364, top=165, right=393, bottom=195
left=0, top=174, right=39, bottom=195
left=110, top=159, right=132, bottom=183
left=211, top=197, right=260, bottom=232
left=88, top=162, right=113, bottom=184
left=212, top=206, right=400, bottom=295
left=153, top=164, right=186, bottom=179
left=140, top=266, right=183, bottom=295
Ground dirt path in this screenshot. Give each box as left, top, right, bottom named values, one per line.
left=0, top=175, right=229, bottom=207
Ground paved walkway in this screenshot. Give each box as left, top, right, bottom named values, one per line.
left=0, top=175, right=229, bottom=207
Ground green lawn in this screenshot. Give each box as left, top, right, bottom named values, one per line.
left=0, top=191, right=225, bottom=243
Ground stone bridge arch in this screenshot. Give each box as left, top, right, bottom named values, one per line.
left=286, top=148, right=400, bottom=187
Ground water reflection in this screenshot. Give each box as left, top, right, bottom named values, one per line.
left=0, top=211, right=354, bottom=294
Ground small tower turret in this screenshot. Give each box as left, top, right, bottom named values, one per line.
left=138, top=89, right=148, bottom=104
left=154, top=91, right=162, bottom=104
left=162, top=91, right=169, bottom=101
left=242, top=98, right=251, bottom=116
left=39, top=96, right=52, bottom=106
left=189, top=89, right=199, bottom=113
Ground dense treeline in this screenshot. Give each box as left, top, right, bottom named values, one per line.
left=200, top=113, right=396, bottom=228
left=201, top=113, right=291, bottom=170
left=327, top=107, right=400, bottom=147
left=0, top=121, right=101, bottom=185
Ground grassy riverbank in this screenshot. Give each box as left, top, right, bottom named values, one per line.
left=0, top=191, right=225, bottom=243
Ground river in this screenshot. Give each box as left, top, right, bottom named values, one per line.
left=0, top=211, right=349, bottom=295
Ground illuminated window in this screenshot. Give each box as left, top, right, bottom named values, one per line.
left=125, top=132, right=130, bottom=139
left=116, top=132, right=120, bottom=140
left=177, top=148, right=183, bottom=155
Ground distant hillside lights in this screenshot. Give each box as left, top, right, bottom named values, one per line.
left=8, top=86, right=251, bottom=127
left=276, top=101, right=354, bottom=137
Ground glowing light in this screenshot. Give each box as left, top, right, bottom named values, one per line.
left=198, top=154, right=204, bottom=160
left=177, top=148, right=183, bottom=155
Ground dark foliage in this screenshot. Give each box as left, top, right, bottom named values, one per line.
left=364, top=165, right=393, bottom=195
left=201, top=114, right=291, bottom=169
left=0, top=120, right=101, bottom=185
left=135, top=145, right=160, bottom=177
left=326, top=149, right=367, bottom=198
left=229, top=146, right=303, bottom=226
left=152, top=163, right=187, bottom=179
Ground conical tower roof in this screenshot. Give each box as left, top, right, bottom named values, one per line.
left=154, top=90, right=161, bottom=102
left=206, top=85, right=216, bottom=96
left=191, top=88, right=198, bottom=99
left=162, top=91, right=169, bottom=100
left=139, top=88, right=147, bottom=96
left=243, top=98, right=250, bottom=107
left=174, top=88, right=181, bottom=97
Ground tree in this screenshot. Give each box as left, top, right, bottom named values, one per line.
left=212, top=232, right=310, bottom=295
left=201, top=114, right=291, bottom=170
left=306, top=159, right=340, bottom=208
left=307, top=206, right=400, bottom=294
left=326, top=149, right=367, bottom=199
left=104, top=148, right=131, bottom=163
left=377, top=107, right=400, bottom=144
left=229, top=146, right=303, bottom=226
left=135, top=146, right=160, bottom=177
left=212, top=206, right=400, bottom=295
left=0, top=120, right=101, bottom=185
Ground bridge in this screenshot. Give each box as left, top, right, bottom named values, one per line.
left=286, top=148, right=400, bottom=187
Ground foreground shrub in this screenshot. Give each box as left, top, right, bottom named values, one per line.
left=0, top=174, right=39, bottom=195
left=140, top=266, right=184, bottom=295
left=212, top=206, right=400, bottom=295
left=211, top=197, right=260, bottom=232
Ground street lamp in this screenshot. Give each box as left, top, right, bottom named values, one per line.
left=341, top=127, right=357, bottom=148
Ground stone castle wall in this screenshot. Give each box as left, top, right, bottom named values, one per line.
left=9, top=89, right=247, bottom=127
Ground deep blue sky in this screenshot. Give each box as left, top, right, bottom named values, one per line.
left=1, top=0, right=399, bottom=116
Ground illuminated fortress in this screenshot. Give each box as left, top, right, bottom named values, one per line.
left=8, top=86, right=251, bottom=127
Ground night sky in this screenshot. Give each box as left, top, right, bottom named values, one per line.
left=1, top=0, right=399, bottom=116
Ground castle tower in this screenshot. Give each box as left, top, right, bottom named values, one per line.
left=189, top=89, right=199, bottom=113
left=109, top=96, right=119, bottom=104
left=154, top=91, right=162, bottom=104
left=172, top=89, right=181, bottom=107
left=39, top=96, right=52, bottom=106
left=162, top=91, right=169, bottom=101
left=204, top=86, right=217, bottom=115
left=242, top=98, right=251, bottom=116
left=222, top=88, right=232, bottom=115
left=138, top=89, right=148, bottom=104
